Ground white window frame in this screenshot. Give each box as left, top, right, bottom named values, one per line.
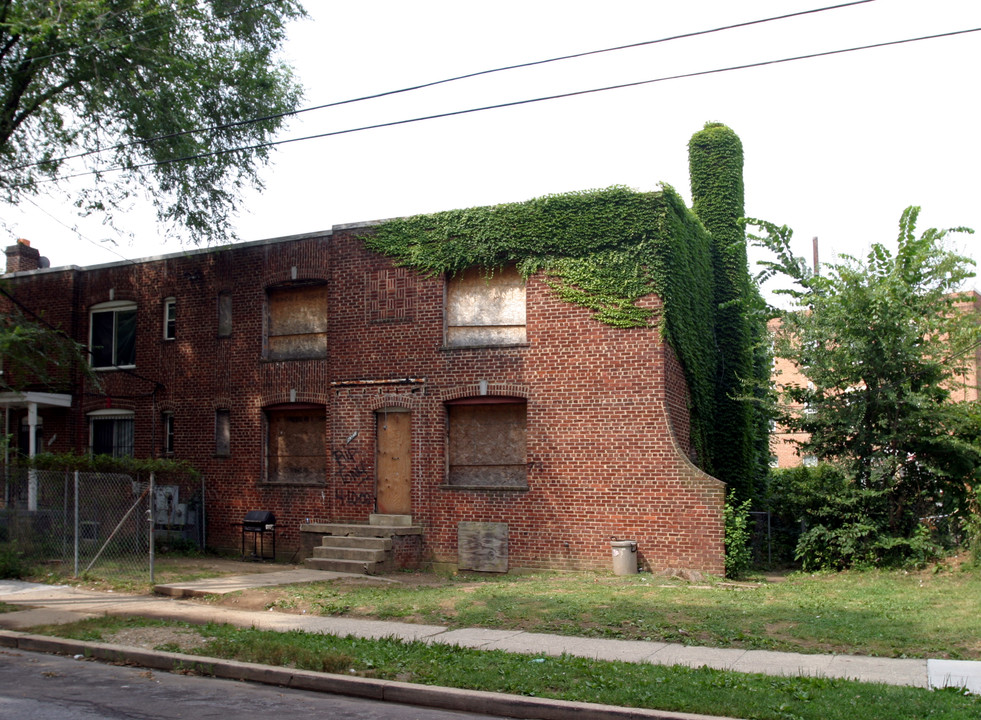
left=87, top=409, right=135, bottom=457
left=89, top=300, right=137, bottom=370
left=163, top=297, right=176, bottom=340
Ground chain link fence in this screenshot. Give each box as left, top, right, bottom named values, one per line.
left=0, top=466, right=204, bottom=583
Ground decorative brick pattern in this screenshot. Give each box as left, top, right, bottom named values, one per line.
left=366, top=268, right=416, bottom=323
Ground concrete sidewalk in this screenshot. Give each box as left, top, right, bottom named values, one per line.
left=1, top=572, right=979, bottom=695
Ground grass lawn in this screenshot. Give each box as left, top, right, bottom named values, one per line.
left=37, top=615, right=981, bottom=720
left=230, top=560, right=981, bottom=660
left=24, top=555, right=277, bottom=595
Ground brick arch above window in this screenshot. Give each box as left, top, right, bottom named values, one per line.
left=82, top=398, right=136, bottom=415
left=439, top=382, right=529, bottom=403
left=259, top=392, right=331, bottom=408
left=368, top=394, right=423, bottom=413
left=263, top=267, right=329, bottom=287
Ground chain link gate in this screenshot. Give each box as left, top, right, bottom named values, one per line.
left=1, top=467, right=205, bottom=584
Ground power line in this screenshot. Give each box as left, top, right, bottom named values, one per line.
left=23, top=24, right=980, bottom=188
left=23, top=197, right=140, bottom=267
left=4, top=0, right=876, bottom=174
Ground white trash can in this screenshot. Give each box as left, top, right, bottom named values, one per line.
left=611, top=540, right=638, bottom=575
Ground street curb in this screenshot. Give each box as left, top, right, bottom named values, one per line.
left=0, top=629, right=734, bottom=720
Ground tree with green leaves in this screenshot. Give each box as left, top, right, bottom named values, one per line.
left=751, top=208, right=981, bottom=567
left=0, top=0, right=305, bottom=243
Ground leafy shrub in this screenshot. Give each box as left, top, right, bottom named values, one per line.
left=724, top=491, right=753, bottom=578
left=962, top=485, right=981, bottom=568
left=765, top=464, right=942, bottom=571
left=0, top=544, right=30, bottom=579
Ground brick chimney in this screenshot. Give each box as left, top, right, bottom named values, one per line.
left=4, top=238, right=41, bottom=273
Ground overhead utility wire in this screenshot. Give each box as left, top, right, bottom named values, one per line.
left=26, top=25, right=979, bottom=188
left=23, top=196, right=138, bottom=266
left=6, top=0, right=875, bottom=174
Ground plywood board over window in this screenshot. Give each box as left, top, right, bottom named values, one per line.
left=446, top=266, right=526, bottom=347
left=266, top=406, right=326, bottom=484
left=447, top=399, right=527, bottom=487
left=266, top=283, right=328, bottom=359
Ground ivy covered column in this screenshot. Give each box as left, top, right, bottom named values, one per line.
left=688, top=123, right=758, bottom=499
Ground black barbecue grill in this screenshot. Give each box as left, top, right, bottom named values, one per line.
left=241, top=510, right=276, bottom=560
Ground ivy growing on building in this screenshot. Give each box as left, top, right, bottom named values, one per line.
left=363, top=184, right=720, bottom=470
left=689, top=123, right=769, bottom=499
left=362, top=125, right=763, bottom=487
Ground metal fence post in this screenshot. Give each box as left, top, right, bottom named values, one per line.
left=149, top=472, right=155, bottom=584
left=73, top=470, right=79, bottom=577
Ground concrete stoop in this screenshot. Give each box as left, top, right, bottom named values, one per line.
left=302, top=515, right=422, bottom=575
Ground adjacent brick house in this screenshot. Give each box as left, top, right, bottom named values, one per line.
left=1, top=215, right=725, bottom=574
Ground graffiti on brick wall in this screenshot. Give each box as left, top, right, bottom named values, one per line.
left=332, top=446, right=373, bottom=507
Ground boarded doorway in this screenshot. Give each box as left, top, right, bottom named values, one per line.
left=376, top=409, right=411, bottom=514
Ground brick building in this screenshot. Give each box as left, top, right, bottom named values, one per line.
left=1, top=213, right=725, bottom=575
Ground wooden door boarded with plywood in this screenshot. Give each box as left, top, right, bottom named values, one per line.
left=376, top=409, right=411, bottom=514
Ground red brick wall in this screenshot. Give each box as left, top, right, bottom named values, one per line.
left=3, top=227, right=724, bottom=574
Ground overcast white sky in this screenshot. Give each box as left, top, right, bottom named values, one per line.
left=4, top=0, right=980, bottom=296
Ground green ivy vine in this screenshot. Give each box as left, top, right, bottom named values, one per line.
left=23, top=451, right=200, bottom=479
left=689, top=122, right=769, bottom=498
left=362, top=184, right=719, bottom=468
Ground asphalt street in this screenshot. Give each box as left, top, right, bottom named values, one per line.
left=0, top=648, right=509, bottom=720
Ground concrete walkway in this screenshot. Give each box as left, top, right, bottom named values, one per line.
left=1, top=571, right=979, bottom=695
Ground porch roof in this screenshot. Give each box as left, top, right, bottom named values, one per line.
left=0, top=391, right=73, bottom=409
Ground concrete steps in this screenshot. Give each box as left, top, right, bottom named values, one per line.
left=302, top=515, right=422, bottom=575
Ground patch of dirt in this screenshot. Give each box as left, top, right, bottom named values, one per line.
left=105, top=626, right=211, bottom=653
left=217, top=588, right=290, bottom=611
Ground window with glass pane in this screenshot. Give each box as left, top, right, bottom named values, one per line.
left=90, top=304, right=137, bottom=368
left=163, top=298, right=176, bottom=340
left=163, top=412, right=175, bottom=454
left=215, top=409, right=231, bottom=457
left=91, top=417, right=135, bottom=457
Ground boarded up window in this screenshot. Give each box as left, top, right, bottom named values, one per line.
left=266, top=406, right=326, bottom=484
left=447, top=399, right=527, bottom=487
left=446, top=266, right=525, bottom=347
left=218, top=292, right=233, bottom=337
left=215, top=410, right=230, bottom=457
left=266, top=284, right=328, bottom=359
